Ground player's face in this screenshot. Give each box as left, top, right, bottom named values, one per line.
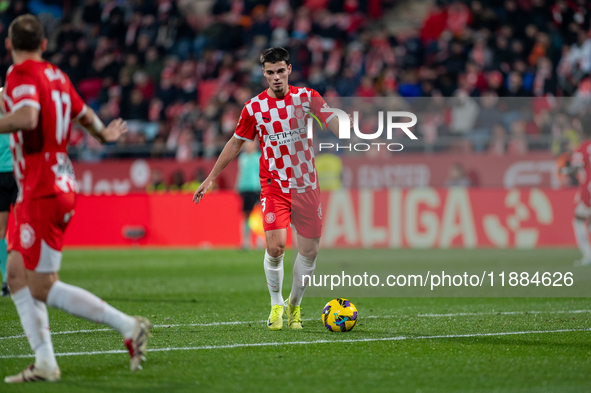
left=262, top=61, right=291, bottom=95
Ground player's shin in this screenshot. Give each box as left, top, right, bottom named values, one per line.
left=264, top=250, right=284, bottom=306
left=12, top=287, right=57, bottom=370
left=46, top=281, right=137, bottom=338
left=289, top=253, right=317, bottom=307
left=572, top=218, right=591, bottom=258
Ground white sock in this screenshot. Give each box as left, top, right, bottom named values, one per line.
left=289, top=253, right=316, bottom=307
left=264, top=250, right=284, bottom=306
left=46, top=281, right=137, bottom=339
left=33, top=299, right=57, bottom=370
left=12, top=287, right=57, bottom=370
left=573, top=219, right=591, bottom=258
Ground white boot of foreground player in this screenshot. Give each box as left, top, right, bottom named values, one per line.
left=4, top=364, right=61, bottom=383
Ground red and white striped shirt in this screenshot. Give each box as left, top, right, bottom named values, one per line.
left=234, top=85, right=334, bottom=193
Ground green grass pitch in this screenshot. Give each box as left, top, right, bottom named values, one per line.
left=1, top=248, right=590, bottom=392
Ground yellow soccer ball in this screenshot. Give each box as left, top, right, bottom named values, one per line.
left=322, top=298, right=358, bottom=332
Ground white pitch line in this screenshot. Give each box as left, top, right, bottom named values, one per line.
left=2, top=309, right=591, bottom=341
left=1, top=328, right=589, bottom=360
left=0, top=328, right=112, bottom=341
left=413, top=310, right=591, bottom=317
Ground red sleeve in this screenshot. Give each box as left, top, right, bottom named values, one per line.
left=234, top=105, right=256, bottom=141
left=4, top=67, right=40, bottom=113
left=310, top=89, right=336, bottom=124
left=68, top=76, right=87, bottom=120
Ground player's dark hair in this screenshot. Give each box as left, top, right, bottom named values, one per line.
left=8, top=14, right=45, bottom=52
left=260, top=47, right=290, bottom=67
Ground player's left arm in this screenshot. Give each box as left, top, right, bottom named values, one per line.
left=327, top=115, right=352, bottom=138
left=76, top=107, right=128, bottom=144
left=310, top=89, right=352, bottom=138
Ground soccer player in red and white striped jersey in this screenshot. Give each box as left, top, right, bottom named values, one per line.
left=194, top=47, right=345, bottom=330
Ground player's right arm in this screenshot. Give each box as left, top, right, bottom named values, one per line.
left=192, top=136, right=246, bottom=204
left=0, top=105, right=38, bottom=133
left=193, top=105, right=255, bottom=204
left=0, top=73, right=41, bottom=133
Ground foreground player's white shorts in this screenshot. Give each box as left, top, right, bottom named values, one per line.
left=575, top=201, right=591, bottom=219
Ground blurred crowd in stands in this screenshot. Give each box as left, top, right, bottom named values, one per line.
left=0, top=0, right=590, bottom=161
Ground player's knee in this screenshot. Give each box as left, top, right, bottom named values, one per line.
left=300, top=249, right=318, bottom=260
left=6, top=258, right=26, bottom=293
left=267, top=244, right=285, bottom=258
left=6, top=271, right=23, bottom=293
left=299, top=243, right=319, bottom=260
left=29, top=285, right=50, bottom=302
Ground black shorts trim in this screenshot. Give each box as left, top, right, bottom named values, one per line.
left=0, top=172, right=17, bottom=212
left=240, top=191, right=260, bottom=214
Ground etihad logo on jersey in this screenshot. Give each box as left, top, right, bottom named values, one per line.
left=12, top=84, right=36, bottom=99
left=308, top=109, right=418, bottom=153
left=267, top=126, right=307, bottom=143
left=44, top=68, right=66, bottom=84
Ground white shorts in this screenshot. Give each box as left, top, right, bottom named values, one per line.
left=575, top=202, right=591, bottom=219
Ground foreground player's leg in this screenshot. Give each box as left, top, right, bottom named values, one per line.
left=264, top=229, right=286, bottom=330
left=21, top=269, right=151, bottom=372
left=5, top=253, right=59, bottom=383
left=573, top=217, right=591, bottom=266
left=39, top=277, right=151, bottom=371
left=6, top=289, right=60, bottom=382
left=287, top=235, right=319, bottom=329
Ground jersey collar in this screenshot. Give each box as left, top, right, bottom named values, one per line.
left=263, top=85, right=294, bottom=101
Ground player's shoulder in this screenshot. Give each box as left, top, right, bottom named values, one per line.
left=8, top=60, right=63, bottom=80
left=250, top=89, right=270, bottom=104
left=291, top=85, right=320, bottom=98
left=7, top=61, right=36, bottom=79
left=242, top=90, right=269, bottom=113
